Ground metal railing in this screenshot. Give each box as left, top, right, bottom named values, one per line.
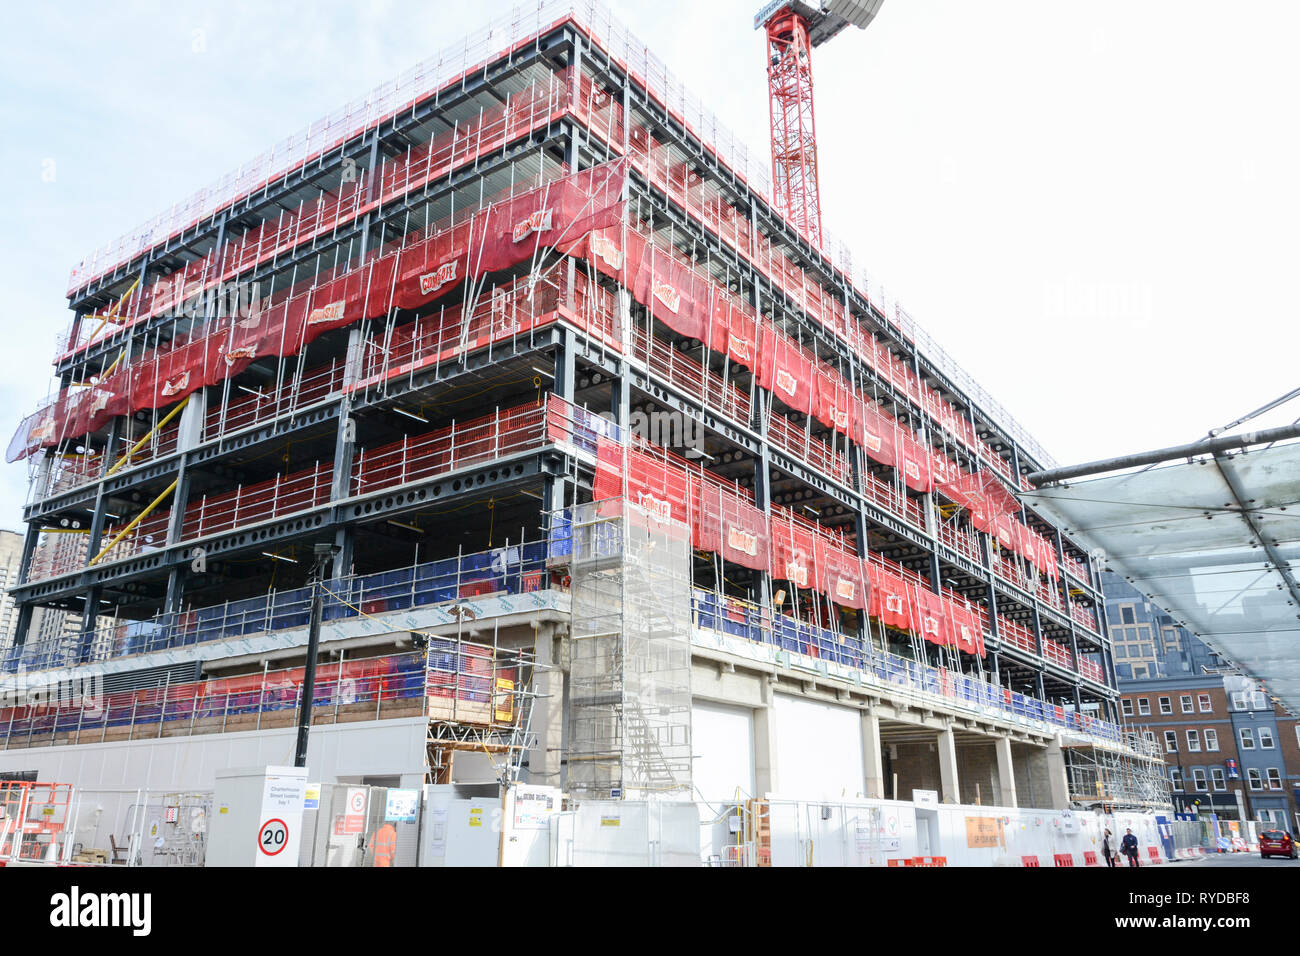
left=691, top=587, right=1122, bottom=746
left=5, top=540, right=553, bottom=673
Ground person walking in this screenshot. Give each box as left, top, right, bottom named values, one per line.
left=1102, top=828, right=1116, bottom=867
left=1121, top=827, right=1140, bottom=867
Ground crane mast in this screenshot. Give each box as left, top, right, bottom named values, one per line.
left=755, top=1, right=885, bottom=249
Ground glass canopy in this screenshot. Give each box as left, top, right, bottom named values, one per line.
left=1025, top=439, right=1300, bottom=715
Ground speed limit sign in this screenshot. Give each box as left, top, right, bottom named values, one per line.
left=258, top=818, right=290, bottom=856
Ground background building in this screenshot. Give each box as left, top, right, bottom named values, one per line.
left=0, top=529, right=21, bottom=653
left=1103, top=572, right=1227, bottom=679
left=1119, top=673, right=1298, bottom=833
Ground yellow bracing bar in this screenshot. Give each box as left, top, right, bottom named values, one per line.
left=107, top=396, right=190, bottom=476
left=41, top=527, right=91, bottom=534
left=89, top=479, right=177, bottom=566
left=87, top=276, right=142, bottom=340
left=72, top=349, right=130, bottom=388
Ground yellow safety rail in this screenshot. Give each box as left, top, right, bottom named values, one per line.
left=106, top=396, right=190, bottom=476
left=89, top=479, right=177, bottom=566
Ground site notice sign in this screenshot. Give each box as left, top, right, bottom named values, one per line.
left=256, top=769, right=308, bottom=868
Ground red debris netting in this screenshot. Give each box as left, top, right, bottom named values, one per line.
left=769, top=509, right=818, bottom=591
left=616, top=221, right=860, bottom=441
left=592, top=437, right=691, bottom=524
left=9, top=161, right=627, bottom=463
left=856, top=399, right=898, bottom=468
left=897, top=430, right=934, bottom=494
left=692, top=478, right=770, bottom=573
left=591, top=431, right=997, bottom=654
left=866, top=565, right=985, bottom=656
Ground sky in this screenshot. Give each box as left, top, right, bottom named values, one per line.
left=2, top=0, right=1298, bottom=533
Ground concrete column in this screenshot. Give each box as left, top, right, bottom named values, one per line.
left=527, top=623, right=565, bottom=787
left=995, top=734, right=1018, bottom=808
left=177, top=388, right=206, bottom=450
left=937, top=724, right=960, bottom=804
left=1045, top=735, right=1071, bottom=809
left=753, top=681, right=777, bottom=797
left=861, top=708, right=884, bottom=799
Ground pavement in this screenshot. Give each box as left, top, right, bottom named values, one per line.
left=1185, top=850, right=1300, bottom=869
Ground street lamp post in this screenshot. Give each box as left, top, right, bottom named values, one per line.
left=294, top=543, right=339, bottom=768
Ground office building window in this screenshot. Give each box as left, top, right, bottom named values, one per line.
left=1247, top=769, right=1263, bottom=791
left=1120, top=605, right=1136, bottom=625
left=1204, top=729, right=1219, bottom=752
left=1180, top=695, right=1193, bottom=714
left=1192, top=768, right=1207, bottom=792
left=1137, top=698, right=1151, bottom=716
left=1239, top=728, right=1255, bottom=750
left=1122, top=699, right=1133, bottom=717
left=1132, top=665, right=1149, bottom=678
left=1198, top=694, right=1212, bottom=713
left=1158, top=697, right=1172, bottom=715
left=1186, top=730, right=1200, bottom=752
left=1170, top=768, right=1183, bottom=790
left=1144, top=731, right=1156, bottom=745
left=1267, top=769, right=1282, bottom=791
left=1164, top=731, right=1178, bottom=753
left=1232, top=692, right=1246, bottom=711
left=1259, top=728, right=1274, bottom=749
left=1211, top=768, right=1226, bottom=792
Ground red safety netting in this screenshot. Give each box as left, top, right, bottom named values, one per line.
left=868, top=564, right=913, bottom=633
left=10, top=161, right=627, bottom=463
left=817, top=536, right=867, bottom=610
left=758, top=326, right=815, bottom=418
left=913, top=584, right=951, bottom=648
left=898, top=431, right=934, bottom=494
left=593, top=437, right=691, bottom=524
left=691, top=478, right=769, bottom=572
left=856, top=399, right=898, bottom=468
left=948, top=468, right=1020, bottom=532
left=769, top=510, right=818, bottom=591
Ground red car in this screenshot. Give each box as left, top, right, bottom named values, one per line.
left=1259, top=830, right=1297, bottom=860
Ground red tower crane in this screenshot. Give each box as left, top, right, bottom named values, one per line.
left=755, top=1, right=884, bottom=248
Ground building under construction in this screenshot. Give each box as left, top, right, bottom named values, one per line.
left=0, top=1, right=1169, bottom=864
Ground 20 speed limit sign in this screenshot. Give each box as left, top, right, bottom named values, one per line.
left=258, top=818, right=290, bottom=856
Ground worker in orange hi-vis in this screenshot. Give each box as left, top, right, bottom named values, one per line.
left=371, top=821, right=398, bottom=867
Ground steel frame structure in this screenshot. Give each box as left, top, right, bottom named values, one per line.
left=3, top=2, right=1166, bottom=803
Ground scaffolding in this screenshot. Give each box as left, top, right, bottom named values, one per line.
left=567, top=499, right=693, bottom=800
left=1063, top=732, right=1173, bottom=810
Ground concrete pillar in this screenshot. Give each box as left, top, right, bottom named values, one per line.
left=937, top=724, right=960, bottom=804
left=753, top=680, right=777, bottom=797
left=1045, top=735, right=1071, bottom=810
left=861, top=708, right=884, bottom=799
left=177, top=387, right=206, bottom=449
left=527, top=622, right=565, bottom=787
left=996, top=735, right=1018, bottom=808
